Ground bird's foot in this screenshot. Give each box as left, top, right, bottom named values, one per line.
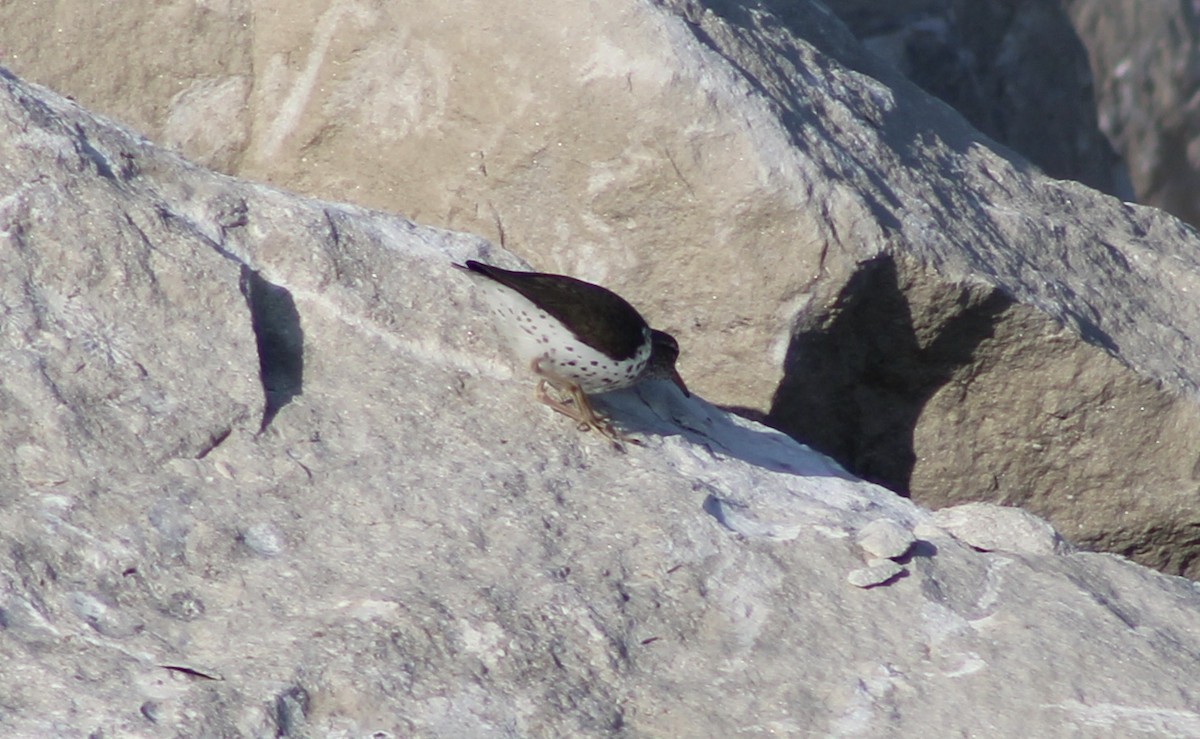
left=536, top=380, right=636, bottom=448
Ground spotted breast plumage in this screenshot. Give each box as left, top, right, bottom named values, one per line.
left=456, top=259, right=687, bottom=442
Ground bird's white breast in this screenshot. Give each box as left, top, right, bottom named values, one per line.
left=472, top=278, right=651, bottom=393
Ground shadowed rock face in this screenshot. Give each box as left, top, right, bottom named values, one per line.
left=769, top=253, right=1014, bottom=495
left=1065, top=0, right=1200, bottom=229
left=823, top=0, right=1128, bottom=198
left=768, top=251, right=1200, bottom=577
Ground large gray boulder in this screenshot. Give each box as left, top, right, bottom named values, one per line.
left=3, top=1, right=1199, bottom=577
left=3, top=1, right=1200, bottom=576
left=4, top=66, right=1200, bottom=738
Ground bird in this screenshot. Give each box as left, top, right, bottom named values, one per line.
left=455, top=259, right=688, bottom=443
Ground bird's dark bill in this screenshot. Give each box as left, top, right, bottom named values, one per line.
left=671, top=367, right=690, bottom=397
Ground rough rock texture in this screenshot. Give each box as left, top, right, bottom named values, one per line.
left=1065, top=0, right=1200, bottom=228
left=0, top=1, right=255, bottom=175
left=1, top=3, right=1200, bottom=582
left=825, top=0, right=1128, bottom=197
left=922, top=502, right=1072, bottom=556
left=5, top=67, right=1200, bottom=739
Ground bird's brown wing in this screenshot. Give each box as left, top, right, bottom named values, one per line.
left=461, top=260, right=648, bottom=360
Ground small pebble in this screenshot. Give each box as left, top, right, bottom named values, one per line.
left=928, top=503, right=1068, bottom=556
left=241, top=522, right=285, bottom=557
left=856, top=519, right=916, bottom=560
left=847, top=559, right=906, bottom=588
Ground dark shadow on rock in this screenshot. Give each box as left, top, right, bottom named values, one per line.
left=716, top=405, right=769, bottom=424
left=240, top=267, right=304, bottom=431
left=898, top=539, right=939, bottom=563
left=766, top=253, right=1012, bottom=495
left=273, top=685, right=312, bottom=737
left=594, top=382, right=856, bottom=479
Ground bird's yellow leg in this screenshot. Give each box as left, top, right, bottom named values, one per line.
left=532, top=371, right=635, bottom=446
left=535, top=378, right=585, bottom=423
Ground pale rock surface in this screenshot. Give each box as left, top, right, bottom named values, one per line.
left=846, top=559, right=908, bottom=589
left=922, top=502, right=1073, bottom=556
left=856, top=518, right=917, bottom=560
left=3, top=0, right=1200, bottom=577
left=4, top=66, right=1200, bottom=738
left=849, top=520, right=917, bottom=587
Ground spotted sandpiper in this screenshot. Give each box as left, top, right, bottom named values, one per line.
left=456, top=259, right=688, bottom=442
